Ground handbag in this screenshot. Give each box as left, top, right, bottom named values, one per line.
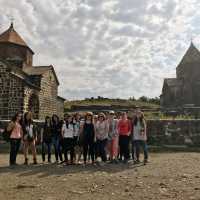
left=2, top=129, right=12, bottom=142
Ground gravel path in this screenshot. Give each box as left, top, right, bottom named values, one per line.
left=0, top=153, right=200, bottom=200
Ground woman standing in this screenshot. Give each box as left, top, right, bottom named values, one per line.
left=62, top=114, right=75, bottom=165
left=52, top=114, right=63, bottom=163
left=107, top=111, right=119, bottom=163
left=41, top=116, right=52, bottom=163
left=117, top=112, right=131, bottom=163
left=95, top=113, right=109, bottom=164
left=7, top=112, right=23, bottom=166
left=81, top=112, right=95, bottom=165
left=132, top=110, right=148, bottom=165
left=72, top=113, right=81, bottom=163
left=22, top=112, right=37, bottom=165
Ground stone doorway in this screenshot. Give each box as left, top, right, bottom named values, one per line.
left=28, top=94, right=39, bottom=119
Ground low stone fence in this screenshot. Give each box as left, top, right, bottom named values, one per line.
left=147, top=119, right=200, bottom=146
left=0, top=119, right=200, bottom=146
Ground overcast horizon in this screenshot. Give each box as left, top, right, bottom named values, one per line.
left=0, top=0, right=200, bottom=100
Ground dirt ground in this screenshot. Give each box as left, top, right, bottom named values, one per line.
left=0, top=153, right=200, bottom=200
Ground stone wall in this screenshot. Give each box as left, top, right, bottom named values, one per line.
left=147, top=119, right=200, bottom=146
left=0, top=62, right=64, bottom=120
left=0, top=62, right=24, bottom=120
left=38, top=70, right=59, bottom=119
left=0, top=43, right=33, bottom=67
left=0, top=62, right=9, bottom=119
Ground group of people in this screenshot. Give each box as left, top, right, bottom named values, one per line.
left=6, top=109, right=148, bottom=167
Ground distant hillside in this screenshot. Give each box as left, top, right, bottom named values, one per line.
left=65, top=98, right=160, bottom=113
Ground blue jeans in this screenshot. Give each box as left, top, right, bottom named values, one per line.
left=96, top=139, right=107, bottom=162
left=132, top=140, right=148, bottom=161
left=52, top=137, right=63, bottom=162
left=119, top=135, right=130, bottom=161
left=42, top=141, right=52, bottom=162
left=10, top=139, right=21, bottom=165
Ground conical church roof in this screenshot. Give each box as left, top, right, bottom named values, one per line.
left=177, top=42, right=200, bottom=68
left=0, top=23, right=33, bottom=53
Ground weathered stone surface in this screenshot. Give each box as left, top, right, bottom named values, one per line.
left=147, top=119, right=200, bottom=145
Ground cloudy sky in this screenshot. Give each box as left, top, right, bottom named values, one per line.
left=0, top=0, right=200, bottom=100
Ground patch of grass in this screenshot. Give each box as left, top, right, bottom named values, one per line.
left=65, top=98, right=160, bottom=111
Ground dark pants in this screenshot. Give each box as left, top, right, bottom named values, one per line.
left=63, top=138, right=74, bottom=163
left=132, top=140, right=148, bottom=161
left=42, top=141, right=52, bottom=162
left=52, top=137, right=63, bottom=162
left=119, top=135, right=130, bottom=160
left=83, top=137, right=94, bottom=163
left=96, top=139, right=107, bottom=162
left=10, top=139, right=21, bottom=165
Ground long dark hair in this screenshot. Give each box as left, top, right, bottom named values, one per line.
left=44, top=116, right=51, bottom=127
left=24, top=112, right=33, bottom=125
left=134, top=112, right=145, bottom=126
left=84, top=113, right=93, bottom=123
left=11, top=112, right=22, bottom=124
left=63, top=114, right=74, bottom=128
left=52, top=114, right=59, bottom=125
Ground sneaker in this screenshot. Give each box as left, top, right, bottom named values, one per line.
left=143, top=159, right=148, bottom=165
left=24, top=158, right=28, bottom=165
left=64, top=161, right=68, bottom=166
left=109, top=160, right=114, bottom=164
left=59, top=160, right=65, bottom=164
left=77, top=160, right=82, bottom=165
left=10, top=162, right=19, bottom=166
left=69, top=161, right=75, bottom=165
left=91, top=161, right=96, bottom=166
left=33, top=159, right=37, bottom=165
left=135, top=159, right=140, bottom=164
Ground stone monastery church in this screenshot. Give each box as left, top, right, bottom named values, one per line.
left=0, top=23, right=65, bottom=120
left=161, top=42, right=200, bottom=109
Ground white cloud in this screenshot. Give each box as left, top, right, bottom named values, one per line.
left=0, top=0, right=200, bottom=100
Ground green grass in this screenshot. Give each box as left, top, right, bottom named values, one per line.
left=65, top=98, right=160, bottom=110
